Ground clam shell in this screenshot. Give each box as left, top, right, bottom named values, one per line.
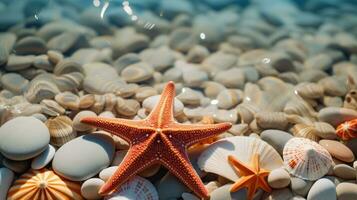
left=7, top=169, right=83, bottom=199
left=104, top=93, right=117, bottom=112
left=55, top=91, right=80, bottom=110
left=54, top=72, right=83, bottom=92
left=79, top=94, right=96, bottom=109
left=291, top=124, right=320, bottom=142
left=283, top=138, right=332, bottom=181
left=295, top=82, right=324, bottom=99
left=24, top=74, right=61, bottom=103
left=40, top=99, right=66, bottom=115
left=115, top=97, right=140, bottom=117
left=90, top=95, right=106, bottom=114
left=255, top=111, right=289, bottom=130
left=54, top=59, right=83, bottom=75
left=313, top=122, right=337, bottom=139
left=45, top=115, right=77, bottom=147
left=336, top=119, right=357, bottom=140
left=104, top=176, right=158, bottom=200
left=197, top=136, right=283, bottom=182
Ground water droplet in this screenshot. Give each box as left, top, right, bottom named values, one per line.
left=262, top=58, right=271, bottom=64
left=200, top=33, right=206, bottom=40
left=210, top=99, right=218, bottom=105
left=93, top=0, right=100, bottom=7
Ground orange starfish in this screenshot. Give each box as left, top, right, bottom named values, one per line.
left=81, top=81, right=232, bottom=199
left=228, top=154, right=272, bottom=200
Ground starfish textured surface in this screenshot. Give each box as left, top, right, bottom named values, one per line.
left=228, top=154, right=272, bottom=200
left=81, top=81, right=232, bottom=199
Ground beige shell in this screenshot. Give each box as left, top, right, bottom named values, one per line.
left=283, top=137, right=332, bottom=180
left=318, top=76, right=347, bottom=97
left=45, top=115, right=77, bottom=147
left=284, top=96, right=317, bottom=121
left=115, top=97, right=140, bottom=117
left=116, top=83, right=139, bottom=98
left=83, top=76, right=126, bottom=95
left=55, top=91, right=80, bottom=110
left=198, top=136, right=283, bottom=182
left=255, top=111, right=289, bottom=130
left=90, top=94, right=105, bottom=114
left=216, top=89, right=243, bottom=109
left=291, top=124, right=320, bottom=142
left=54, top=72, right=83, bottom=92
left=25, top=74, right=60, bottom=103
left=135, top=86, right=158, bottom=102
left=295, top=82, right=324, bottom=99
left=40, top=99, right=66, bottom=116
left=53, top=59, right=83, bottom=75
left=313, top=122, right=337, bottom=139
left=202, top=81, right=226, bottom=98
left=79, top=94, right=95, bottom=109
left=104, top=93, right=117, bottom=111
left=236, top=103, right=259, bottom=124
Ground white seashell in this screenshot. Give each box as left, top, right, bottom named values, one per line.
left=291, top=124, right=320, bottom=142
left=45, top=115, right=77, bottom=147
left=54, top=72, right=83, bottom=92
left=313, top=122, right=337, bottom=139
left=294, top=82, right=324, bottom=99
left=40, top=99, right=66, bottom=115
left=25, top=74, right=61, bottom=103
left=255, top=111, right=289, bottom=130
left=55, top=91, right=80, bottom=110
left=198, top=136, right=283, bottom=182
left=104, top=176, right=158, bottom=200
left=283, top=138, right=332, bottom=181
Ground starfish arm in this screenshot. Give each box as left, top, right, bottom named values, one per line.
left=99, top=143, right=157, bottom=195
left=228, top=155, right=255, bottom=176
left=147, top=81, right=176, bottom=127
left=258, top=176, right=272, bottom=193
left=164, top=122, right=232, bottom=147
left=80, top=117, right=153, bottom=142
left=247, top=182, right=258, bottom=200
left=230, top=176, right=255, bottom=192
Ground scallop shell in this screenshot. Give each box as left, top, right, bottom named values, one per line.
left=104, top=176, right=158, bottom=200
left=197, top=136, right=283, bottom=182
left=283, top=137, right=332, bottom=181
left=45, top=115, right=77, bottom=147
left=336, top=119, right=357, bottom=140
left=24, top=75, right=60, bottom=103
left=291, top=124, right=320, bottom=141
left=55, top=91, right=80, bottom=110
left=40, top=99, right=66, bottom=115
left=255, top=111, right=289, bottom=130
left=53, top=59, right=83, bottom=75
left=7, top=168, right=83, bottom=200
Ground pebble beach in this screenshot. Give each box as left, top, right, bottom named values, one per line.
left=1, top=0, right=357, bottom=199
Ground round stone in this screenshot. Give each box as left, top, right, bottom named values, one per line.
left=2, top=158, right=30, bottom=174
left=319, top=140, right=355, bottom=163
left=318, top=107, right=357, bottom=127
left=337, top=182, right=357, bottom=200
left=99, top=166, right=118, bottom=182
left=72, top=110, right=97, bottom=132
left=210, top=184, right=249, bottom=200
left=52, top=133, right=115, bottom=181
left=0, top=73, right=29, bottom=94
left=268, top=168, right=291, bottom=189
left=0, top=167, right=14, bottom=200
left=142, top=95, right=184, bottom=116
left=307, top=178, right=336, bottom=200
left=333, top=164, right=356, bottom=180
left=81, top=178, right=105, bottom=200
left=0, top=117, right=50, bottom=161
left=290, top=177, right=313, bottom=197
left=31, top=144, right=56, bottom=170
left=261, top=129, right=293, bottom=155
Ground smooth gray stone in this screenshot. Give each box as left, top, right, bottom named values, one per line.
left=0, top=116, right=50, bottom=161
left=0, top=167, right=14, bottom=200
left=290, top=177, right=314, bottom=197
left=31, top=144, right=56, bottom=170
left=2, top=158, right=30, bottom=174
left=53, top=133, right=115, bottom=181
left=318, top=107, right=357, bottom=127
left=157, top=173, right=189, bottom=200
left=0, top=73, right=29, bottom=94
left=210, top=184, right=258, bottom=200
left=261, top=129, right=293, bottom=155
left=336, top=182, right=357, bottom=200
left=307, top=178, right=336, bottom=200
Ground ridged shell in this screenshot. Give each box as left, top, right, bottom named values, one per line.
left=90, top=95, right=105, bottom=114
left=53, top=59, right=83, bottom=75
left=45, top=116, right=77, bottom=147
left=83, top=76, right=126, bottom=95
left=115, top=97, right=140, bottom=117
left=284, top=96, right=317, bottom=122
left=104, top=93, right=117, bottom=111
left=54, top=72, right=83, bottom=92
left=40, top=99, right=66, bottom=115
left=255, top=111, right=288, bottom=130
left=197, top=136, right=283, bottom=182
left=7, top=168, right=83, bottom=200
left=336, top=119, right=357, bottom=140
left=79, top=94, right=95, bottom=109
left=295, top=82, right=324, bottom=99
left=55, top=92, right=80, bottom=110
left=283, top=138, right=332, bottom=181
left=313, top=122, right=337, bottom=139
left=291, top=124, right=320, bottom=141
left=104, top=176, right=158, bottom=200
left=24, top=75, right=61, bottom=103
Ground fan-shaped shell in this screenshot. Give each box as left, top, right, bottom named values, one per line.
left=197, top=136, right=283, bottom=182
left=25, top=75, right=60, bottom=103
left=7, top=168, right=83, bottom=200
left=336, top=119, right=357, bottom=140
left=255, top=111, right=288, bottom=130
left=45, top=115, right=77, bottom=147
left=291, top=124, right=320, bottom=141
left=283, top=138, right=332, bottom=181
left=53, top=59, right=83, bottom=75
left=55, top=91, right=80, bottom=110
left=295, top=82, right=324, bottom=99
left=104, top=176, right=158, bottom=200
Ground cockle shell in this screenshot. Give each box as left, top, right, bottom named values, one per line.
left=40, top=99, right=66, bottom=116
left=53, top=59, right=83, bottom=75
left=115, top=97, right=140, bottom=117
left=7, top=169, right=83, bottom=200
left=197, top=136, right=283, bottom=182
left=295, top=82, right=324, bottom=99
left=79, top=94, right=96, bottom=109
left=55, top=91, right=80, bottom=110
left=45, top=115, right=77, bottom=147
left=24, top=74, right=61, bottom=103
left=283, top=138, right=332, bottom=181
left=54, top=72, right=84, bottom=92
left=336, top=119, right=357, bottom=140
left=104, top=176, right=158, bottom=200
left=291, top=124, right=320, bottom=142
left=255, top=111, right=289, bottom=130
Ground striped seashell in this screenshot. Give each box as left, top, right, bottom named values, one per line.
left=45, top=115, right=77, bottom=147
left=284, top=96, right=317, bottom=122
left=40, top=99, right=66, bottom=115
left=104, top=93, right=117, bottom=111
left=54, top=72, right=84, bottom=92
left=198, top=136, right=283, bottom=182
left=79, top=94, right=95, bottom=109
left=291, top=124, right=320, bottom=142
left=283, top=138, right=332, bottom=181
left=313, top=122, right=337, bottom=139
left=336, top=119, right=357, bottom=141
left=104, top=176, right=158, bottom=200
left=295, top=82, right=324, bottom=99
left=90, top=95, right=106, bottom=114
left=7, top=168, right=83, bottom=200
left=255, top=111, right=289, bottom=130
left=115, top=97, right=140, bottom=117
left=53, top=59, right=83, bottom=75
left=55, top=91, right=80, bottom=110
left=83, top=76, right=126, bottom=95
left=24, top=74, right=60, bottom=103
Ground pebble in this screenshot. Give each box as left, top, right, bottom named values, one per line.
left=268, top=168, right=291, bottom=189
left=143, top=95, right=184, bottom=116
left=336, top=182, right=357, bottom=200
left=14, top=36, right=47, bottom=55
left=209, top=184, right=248, bottom=200
left=33, top=55, right=53, bottom=71
left=5, top=55, right=34, bottom=71
left=72, top=110, right=97, bottom=132
left=99, top=166, right=118, bottom=182
left=333, top=164, right=356, bottom=180
left=177, top=87, right=202, bottom=106
left=140, top=46, right=176, bottom=71
left=0, top=73, right=29, bottom=94
left=213, top=68, right=245, bottom=89
left=169, top=27, right=197, bottom=53
left=202, top=52, right=237, bottom=74
left=47, top=31, right=88, bottom=54
left=157, top=173, right=189, bottom=200
left=217, top=89, right=243, bottom=109
left=52, top=133, right=115, bottom=181
left=2, top=158, right=30, bottom=174
left=264, top=188, right=293, bottom=200
left=290, top=177, right=313, bottom=197
left=182, top=68, right=208, bottom=88
left=113, top=53, right=141, bottom=74
left=121, top=62, right=154, bottom=83
left=319, top=140, right=355, bottom=163
left=307, top=178, right=336, bottom=200
left=261, top=129, right=293, bottom=155
left=0, top=167, right=14, bottom=200
left=31, top=144, right=56, bottom=170
left=304, top=54, right=333, bottom=71
left=81, top=178, right=105, bottom=200
left=0, top=116, right=50, bottom=161
left=111, top=150, right=127, bottom=166
left=0, top=33, right=16, bottom=66
left=212, top=109, right=238, bottom=124
left=346, top=139, right=357, bottom=158
left=318, top=107, right=357, bottom=127
left=187, top=45, right=210, bottom=63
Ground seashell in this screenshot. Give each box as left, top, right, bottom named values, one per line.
left=291, top=124, right=320, bottom=142
left=336, top=119, right=357, bottom=141
left=73, top=110, right=97, bottom=132
left=104, top=93, right=117, bottom=111
left=79, top=94, right=96, bottom=109
left=40, top=99, right=66, bottom=115
left=90, top=95, right=106, bottom=114
left=104, top=176, right=158, bottom=200
left=33, top=55, right=54, bottom=71
left=313, top=122, right=337, bottom=139
left=255, top=111, right=289, bottom=130
left=236, top=102, right=259, bottom=124
left=83, top=76, right=126, bottom=95
left=115, top=97, right=140, bottom=117
left=121, top=62, right=154, bottom=83
left=54, top=72, right=84, bottom=92
left=55, top=91, right=80, bottom=110
left=9, top=103, right=42, bottom=118
left=283, top=137, right=332, bottom=181
left=24, top=74, right=61, bottom=103
left=116, top=83, right=139, bottom=98
left=45, top=115, right=77, bottom=147
left=7, top=168, right=83, bottom=200
left=294, top=82, right=324, bottom=99
left=284, top=96, right=317, bottom=122
left=216, top=89, right=243, bottom=109
left=202, top=81, right=226, bottom=98
left=318, top=76, right=347, bottom=97
left=47, top=50, right=64, bottom=65
left=54, top=59, right=83, bottom=75
left=198, top=136, right=283, bottom=182
left=135, top=86, right=158, bottom=102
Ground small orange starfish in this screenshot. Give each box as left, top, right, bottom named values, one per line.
left=228, top=154, right=272, bottom=200
left=81, top=81, right=232, bottom=199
